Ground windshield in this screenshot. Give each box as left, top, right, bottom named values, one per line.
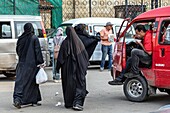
left=115, top=26, right=135, bottom=42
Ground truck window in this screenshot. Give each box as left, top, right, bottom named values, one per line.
left=116, top=25, right=135, bottom=42
left=159, top=21, right=170, bottom=44
left=14, top=21, right=43, bottom=38
left=0, top=22, right=12, bottom=39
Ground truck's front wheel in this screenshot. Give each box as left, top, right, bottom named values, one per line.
left=123, top=76, right=148, bottom=102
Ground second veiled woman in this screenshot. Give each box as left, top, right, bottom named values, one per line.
left=74, top=24, right=100, bottom=60
left=56, top=26, right=89, bottom=111
left=13, top=23, right=44, bottom=109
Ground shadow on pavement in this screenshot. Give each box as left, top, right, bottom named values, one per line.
left=0, top=75, right=15, bottom=81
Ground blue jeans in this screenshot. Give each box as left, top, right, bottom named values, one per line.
left=52, top=48, right=60, bottom=80
left=115, top=49, right=151, bottom=82
left=100, top=45, right=113, bottom=69
left=115, top=57, right=132, bottom=82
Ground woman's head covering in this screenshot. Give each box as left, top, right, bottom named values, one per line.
left=74, top=24, right=89, bottom=36
left=53, top=27, right=64, bottom=45
left=65, top=26, right=85, bottom=52
left=16, top=23, right=34, bottom=56
left=56, top=27, right=63, bottom=37
left=74, top=24, right=86, bottom=31
left=58, top=26, right=88, bottom=65
left=24, top=23, right=34, bottom=34
left=74, top=24, right=99, bottom=59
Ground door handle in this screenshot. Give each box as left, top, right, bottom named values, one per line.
left=160, top=48, right=165, bottom=57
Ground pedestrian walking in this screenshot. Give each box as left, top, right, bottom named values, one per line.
left=56, top=26, right=89, bottom=111
left=52, top=27, right=65, bottom=82
left=74, top=24, right=100, bottom=60
left=13, top=23, right=44, bottom=109
left=100, top=22, right=113, bottom=71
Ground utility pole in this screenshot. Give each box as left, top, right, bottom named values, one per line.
left=125, top=0, right=128, bottom=18
left=151, top=0, right=158, bottom=9
left=89, top=0, right=91, bottom=17
left=73, top=0, right=75, bottom=18
left=141, top=0, right=144, bottom=12
left=13, top=0, right=16, bottom=15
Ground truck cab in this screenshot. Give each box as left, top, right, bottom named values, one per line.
left=112, top=6, right=170, bottom=102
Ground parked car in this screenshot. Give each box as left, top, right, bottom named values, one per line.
left=0, top=15, right=50, bottom=77
left=112, top=6, right=170, bottom=102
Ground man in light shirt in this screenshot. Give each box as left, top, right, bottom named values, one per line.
left=99, top=22, right=113, bottom=71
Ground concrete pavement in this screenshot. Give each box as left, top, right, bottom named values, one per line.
left=0, top=68, right=170, bottom=113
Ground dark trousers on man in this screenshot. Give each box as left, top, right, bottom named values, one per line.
left=111, top=48, right=152, bottom=83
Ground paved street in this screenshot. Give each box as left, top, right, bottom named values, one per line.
left=0, top=67, right=170, bottom=113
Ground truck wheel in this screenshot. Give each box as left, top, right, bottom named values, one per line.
left=123, top=76, right=148, bottom=102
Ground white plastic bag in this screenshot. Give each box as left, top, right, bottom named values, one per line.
left=36, top=68, right=48, bottom=84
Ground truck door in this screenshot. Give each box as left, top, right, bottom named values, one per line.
left=112, top=19, right=133, bottom=79
left=154, top=18, right=170, bottom=88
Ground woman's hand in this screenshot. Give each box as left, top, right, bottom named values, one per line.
left=37, top=62, right=46, bottom=68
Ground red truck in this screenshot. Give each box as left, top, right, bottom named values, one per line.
left=112, top=6, right=170, bottom=102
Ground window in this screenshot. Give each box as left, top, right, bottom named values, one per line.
left=159, top=20, right=170, bottom=45
left=115, top=25, right=135, bottom=42
left=93, top=25, right=104, bottom=36
left=14, top=21, right=43, bottom=38
left=0, top=22, right=12, bottom=39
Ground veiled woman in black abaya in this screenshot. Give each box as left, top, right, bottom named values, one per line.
left=56, top=27, right=89, bottom=111
left=13, top=23, right=44, bottom=109
left=74, top=24, right=100, bottom=60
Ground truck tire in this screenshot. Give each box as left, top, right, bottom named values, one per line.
left=123, top=76, right=148, bottom=102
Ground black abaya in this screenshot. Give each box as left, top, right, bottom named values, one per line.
left=74, top=24, right=100, bottom=59
left=13, top=23, right=44, bottom=106
left=56, top=26, right=89, bottom=108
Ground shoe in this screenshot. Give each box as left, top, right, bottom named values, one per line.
left=13, top=101, right=21, bottom=109
left=100, top=67, right=104, bottom=72
left=53, top=79, right=61, bottom=83
left=73, top=104, right=83, bottom=111
left=108, top=80, right=123, bottom=85
left=124, top=72, right=139, bottom=78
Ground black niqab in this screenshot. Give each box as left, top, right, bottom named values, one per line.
left=74, top=24, right=100, bottom=59
left=16, top=23, right=34, bottom=57
left=56, top=26, right=88, bottom=108
left=13, top=23, right=44, bottom=105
